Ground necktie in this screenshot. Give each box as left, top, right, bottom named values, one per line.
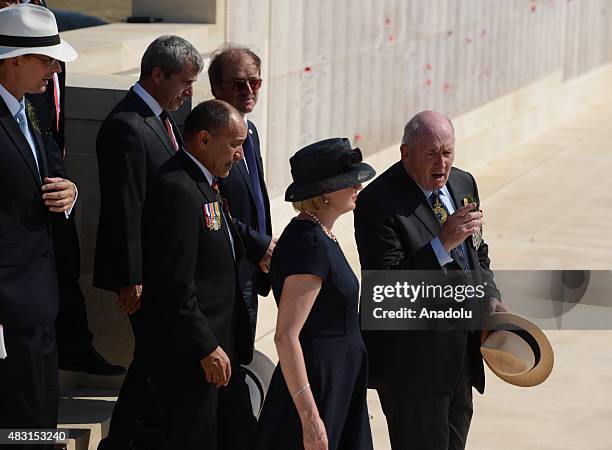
left=160, top=111, right=179, bottom=151
left=430, top=191, right=468, bottom=270
left=15, top=103, right=42, bottom=180
left=211, top=180, right=235, bottom=257
left=52, top=73, right=60, bottom=133
left=242, top=131, right=266, bottom=234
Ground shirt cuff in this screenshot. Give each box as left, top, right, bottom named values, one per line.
left=431, top=237, right=453, bottom=267
left=64, top=182, right=78, bottom=219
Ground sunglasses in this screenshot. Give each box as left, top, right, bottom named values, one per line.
left=28, top=54, right=58, bottom=66
left=221, top=78, right=262, bottom=92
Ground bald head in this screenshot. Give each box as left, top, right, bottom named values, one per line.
left=400, top=110, right=455, bottom=191
left=401, top=110, right=454, bottom=147
left=184, top=99, right=247, bottom=178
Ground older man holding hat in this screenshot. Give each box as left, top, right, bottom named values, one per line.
left=0, top=3, right=77, bottom=445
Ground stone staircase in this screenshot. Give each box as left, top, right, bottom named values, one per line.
left=57, top=370, right=118, bottom=450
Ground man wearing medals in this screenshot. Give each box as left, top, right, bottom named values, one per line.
left=355, top=110, right=507, bottom=450
left=140, top=99, right=253, bottom=450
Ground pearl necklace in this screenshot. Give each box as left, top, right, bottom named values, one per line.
left=304, top=211, right=337, bottom=242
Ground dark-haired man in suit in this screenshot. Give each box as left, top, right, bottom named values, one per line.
left=142, top=99, right=252, bottom=450
left=354, top=110, right=506, bottom=450
left=94, top=35, right=203, bottom=450
left=208, top=45, right=275, bottom=447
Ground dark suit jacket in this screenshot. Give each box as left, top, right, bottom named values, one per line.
left=217, top=120, right=272, bottom=335
left=27, top=64, right=80, bottom=281
left=93, top=88, right=181, bottom=292
left=141, top=150, right=253, bottom=365
left=354, top=161, right=501, bottom=396
left=0, top=97, right=59, bottom=328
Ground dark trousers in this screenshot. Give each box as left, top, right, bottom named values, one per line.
left=377, top=353, right=474, bottom=450
left=50, top=215, right=94, bottom=355
left=218, top=366, right=256, bottom=450
left=0, top=324, right=58, bottom=450
left=99, top=312, right=161, bottom=449
left=150, top=354, right=220, bottom=450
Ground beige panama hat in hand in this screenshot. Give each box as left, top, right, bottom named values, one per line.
left=481, top=312, right=554, bottom=387
left=0, top=3, right=77, bottom=61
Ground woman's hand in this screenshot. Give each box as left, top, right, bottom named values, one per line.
left=301, top=414, right=328, bottom=450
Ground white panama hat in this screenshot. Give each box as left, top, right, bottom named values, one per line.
left=0, top=4, right=77, bottom=62
left=480, top=312, right=554, bottom=387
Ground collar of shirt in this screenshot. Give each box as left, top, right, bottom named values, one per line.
left=133, top=82, right=163, bottom=118
left=243, top=115, right=254, bottom=135
left=0, top=81, right=24, bottom=117
left=406, top=171, right=452, bottom=203
left=184, top=150, right=214, bottom=186
left=418, top=184, right=451, bottom=203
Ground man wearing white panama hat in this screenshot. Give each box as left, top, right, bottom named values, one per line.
left=0, top=3, right=77, bottom=446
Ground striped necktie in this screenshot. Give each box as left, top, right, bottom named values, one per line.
left=430, top=191, right=468, bottom=270
left=160, top=111, right=179, bottom=151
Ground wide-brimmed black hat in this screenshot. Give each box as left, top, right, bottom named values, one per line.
left=285, top=138, right=376, bottom=202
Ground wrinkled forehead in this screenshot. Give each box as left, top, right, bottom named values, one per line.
left=416, top=121, right=455, bottom=149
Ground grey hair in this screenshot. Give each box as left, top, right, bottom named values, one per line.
left=401, top=111, right=454, bottom=146
left=140, top=35, right=204, bottom=80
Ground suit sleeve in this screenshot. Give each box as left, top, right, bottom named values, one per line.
left=96, top=117, right=147, bottom=288
left=147, top=182, right=219, bottom=361
left=231, top=217, right=271, bottom=265
left=354, top=199, right=440, bottom=271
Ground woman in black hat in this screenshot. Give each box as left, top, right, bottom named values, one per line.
left=256, top=138, right=376, bottom=450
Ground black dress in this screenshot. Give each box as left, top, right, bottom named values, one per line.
left=256, top=219, right=373, bottom=450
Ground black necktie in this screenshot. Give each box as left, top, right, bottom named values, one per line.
left=430, top=191, right=468, bottom=270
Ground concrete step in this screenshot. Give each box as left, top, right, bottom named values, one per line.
left=55, top=428, right=91, bottom=450
left=58, top=388, right=118, bottom=450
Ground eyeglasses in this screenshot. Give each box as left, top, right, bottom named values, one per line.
left=28, top=54, right=58, bottom=66
left=221, top=78, right=262, bottom=92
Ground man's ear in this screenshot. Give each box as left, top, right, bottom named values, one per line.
left=199, top=129, right=211, bottom=148
left=400, top=143, right=410, bottom=160
left=151, top=66, right=164, bottom=85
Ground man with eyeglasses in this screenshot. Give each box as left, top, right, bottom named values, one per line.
left=0, top=0, right=126, bottom=379
left=0, top=4, right=77, bottom=447
left=208, top=46, right=275, bottom=449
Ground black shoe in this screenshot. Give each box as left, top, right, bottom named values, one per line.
left=59, top=347, right=126, bottom=376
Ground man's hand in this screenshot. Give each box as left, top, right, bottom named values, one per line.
left=439, top=203, right=483, bottom=252
left=117, top=284, right=142, bottom=315
left=42, top=177, right=76, bottom=213
left=258, top=236, right=278, bottom=273
left=200, top=346, right=231, bottom=388
left=487, top=297, right=509, bottom=313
